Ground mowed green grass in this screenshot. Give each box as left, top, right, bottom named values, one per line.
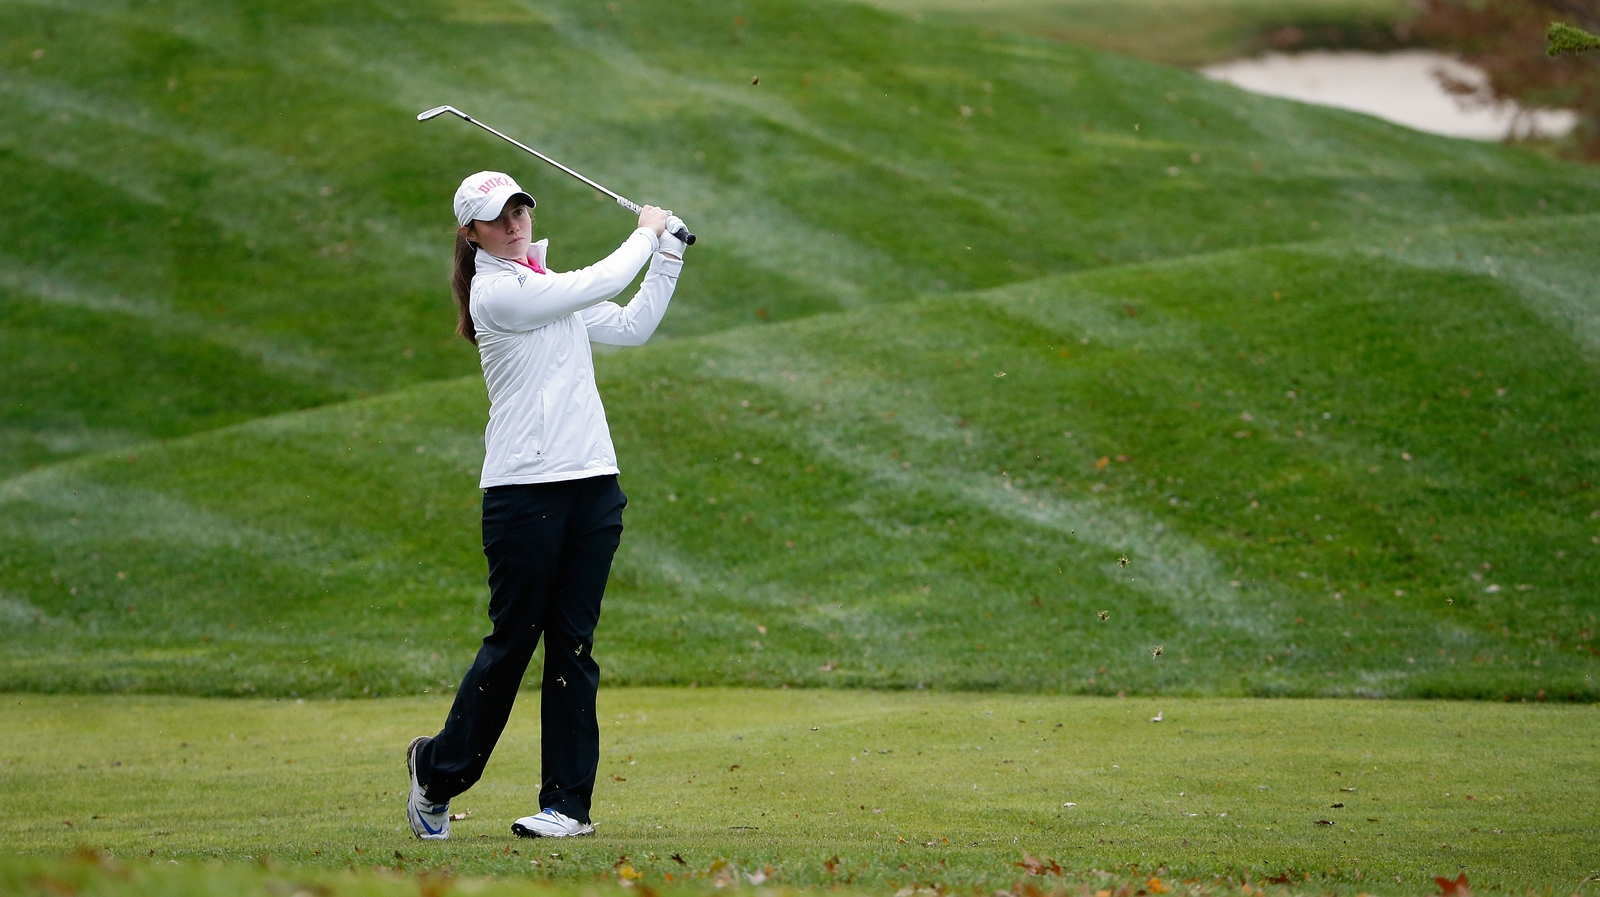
left=4, top=0, right=1599, bottom=477
left=863, top=0, right=1414, bottom=67
left=3, top=690, right=1597, bottom=892
left=3, top=215, right=1597, bottom=699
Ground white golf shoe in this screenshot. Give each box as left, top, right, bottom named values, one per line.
left=511, top=808, right=594, bottom=838
left=406, top=736, right=450, bottom=840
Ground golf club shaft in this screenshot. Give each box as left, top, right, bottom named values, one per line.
left=419, top=106, right=695, bottom=246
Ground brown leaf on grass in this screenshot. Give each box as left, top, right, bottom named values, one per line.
left=448, top=809, right=473, bottom=821
left=1147, top=878, right=1169, bottom=894
left=1015, top=853, right=1062, bottom=876
left=824, top=856, right=840, bottom=874
left=1097, top=610, right=1110, bottom=621
left=1095, top=456, right=1110, bottom=470
left=671, top=853, right=687, bottom=865
left=1434, top=873, right=1471, bottom=897
left=1150, top=645, right=1164, bottom=657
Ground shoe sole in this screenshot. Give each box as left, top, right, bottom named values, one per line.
left=511, top=821, right=595, bottom=839
left=406, top=736, right=448, bottom=840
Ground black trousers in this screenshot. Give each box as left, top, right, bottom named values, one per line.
left=416, top=474, right=626, bottom=823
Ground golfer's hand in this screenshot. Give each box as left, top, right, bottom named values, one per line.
left=637, top=205, right=668, bottom=237
left=658, top=215, right=688, bottom=259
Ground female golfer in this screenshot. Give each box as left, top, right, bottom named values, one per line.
left=406, top=170, right=686, bottom=840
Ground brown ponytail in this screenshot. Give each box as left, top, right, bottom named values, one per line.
left=451, top=232, right=477, bottom=345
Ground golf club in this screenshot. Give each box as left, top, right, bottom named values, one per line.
left=418, top=105, right=696, bottom=246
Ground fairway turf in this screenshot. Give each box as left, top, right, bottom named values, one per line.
left=3, top=689, right=1596, bottom=892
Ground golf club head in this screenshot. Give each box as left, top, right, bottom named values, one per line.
left=417, top=105, right=465, bottom=122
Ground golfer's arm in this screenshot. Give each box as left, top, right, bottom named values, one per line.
left=477, top=228, right=658, bottom=332
left=581, top=252, right=682, bottom=346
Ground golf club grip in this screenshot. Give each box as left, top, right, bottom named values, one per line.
left=613, top=197, right=694, bottom=245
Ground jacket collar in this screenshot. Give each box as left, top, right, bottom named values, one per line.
left=475, top=238, right=549, bottom=275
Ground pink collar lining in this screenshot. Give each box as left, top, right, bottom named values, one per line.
left=510, top=255, right=546, bottom=274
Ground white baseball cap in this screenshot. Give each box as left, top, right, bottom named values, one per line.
left=453, top=171, right=535, bottom=227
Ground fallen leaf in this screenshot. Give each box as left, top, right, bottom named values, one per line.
left=1150, top=711, right=1163, bottom=722
left=1315, top=819, right=1334, bottom=825
left=1097, top=610, right=1110, bottom=621
left=1434, top=873, right=1471, bottom=897
left=1148, top=877, right=1169, bottom=894
left=1150, top=645, right=1164, bottom=657
left=1118, top=555, right=1130, bottom=568
left=448, top=810, right=473, bottom=821
left=1015, top=853, right=1063, bottom=876
left=671, top=853, right=687, bottom=865
left=751, top=76, right=760, bottom=85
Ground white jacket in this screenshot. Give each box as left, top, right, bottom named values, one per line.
left=471, top=227, right=681, bottom=488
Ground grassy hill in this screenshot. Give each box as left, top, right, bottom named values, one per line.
left=2, top=0, right=1598, bottom=700
left=4, top=214, right=1596, bottom=699
left=5, top=0, right=1599, bottom=478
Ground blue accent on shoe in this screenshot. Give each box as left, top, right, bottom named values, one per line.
left=415, top=809, right=446, bottom=836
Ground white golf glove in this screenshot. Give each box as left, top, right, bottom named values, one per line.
left=658, top=215, right=689, bottom=258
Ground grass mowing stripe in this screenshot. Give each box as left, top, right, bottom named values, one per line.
left=2, top=218, right=1597, bottom=697
left=6, top=0, right=1600, bottom=477
left=1, top=690, right=1595, bottom=891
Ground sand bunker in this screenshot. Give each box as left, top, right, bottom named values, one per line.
left=1201, top=50, right=1576, bottom=140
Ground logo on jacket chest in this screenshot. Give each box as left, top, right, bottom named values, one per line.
left=516, top=274, right=527, bottom=287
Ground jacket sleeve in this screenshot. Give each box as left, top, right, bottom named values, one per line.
left=579, top=251, right=683, bottom=346
left=474, top=228, right=658, bottom=333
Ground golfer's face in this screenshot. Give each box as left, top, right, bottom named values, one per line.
left=471, top=202, right=533, bottom=260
